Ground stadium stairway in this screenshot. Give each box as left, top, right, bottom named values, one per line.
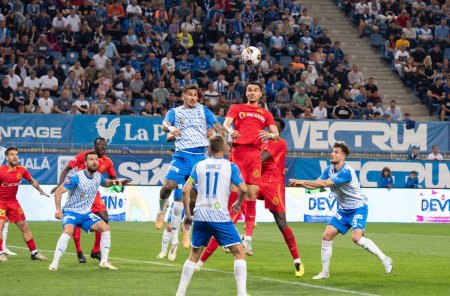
left=301, top=0, right=436, bottom=121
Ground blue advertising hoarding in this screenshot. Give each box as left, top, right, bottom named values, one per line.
left=1, top=114, right=449, bottom=152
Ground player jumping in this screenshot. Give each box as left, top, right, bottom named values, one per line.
left=176, top=135, right=248, bottom=296
left=0, top=147, right=49, bottom=262
left=156, top=84, right=224, bottom=261
left=289, top=142, right=393, bottom=279
left=223, top=81, right=279, bottom=255
left=51, top=137, right=116, bottom=263
left=50, top=152, right=129, bottom=270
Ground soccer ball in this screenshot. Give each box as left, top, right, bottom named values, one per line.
left=241, top=46, right=262, bottom=66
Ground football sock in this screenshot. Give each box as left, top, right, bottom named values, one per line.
left=26, top=238, right=37, bottom=253
left=73, top=226, right=82, bottom=253
left=52, top=233, right=70, bottom=265
left=92, top=231, right=101, bottom=253
left=2, top=221, right=8, bottom=250
left=281, top=226, right=300, bottom=260
left=100, top=231, right=111, bottom=264
left=234, top=259, right=247, bottom=296
left=159, top=198, right=168, bottom=213
left=321, top=240, right=333, bottom=274
left=200, top=237, right=219, bottom=263
left=357, top=237, right=386, bottom=261
left=0, top=238, right=3, bottom=253
left=244, top=200, right=256, bottom=237
left=170, top=202, right=183, bottom=246
left=161, top=228, right=171, bottom=254
left=176, top=260, right=197, bottom=296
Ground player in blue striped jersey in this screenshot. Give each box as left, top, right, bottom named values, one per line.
left=290, top=142, right=393, bottom=279
left=0, top=135, right=17, bottom=256
left=155, top=84, right=224, bottom=261
left=49, top=152, right=129, bottom=271
left=176, top=135, right=248, bottom=296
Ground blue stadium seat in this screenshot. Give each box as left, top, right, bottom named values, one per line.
left=66, top=51, right=79, bottom=65
left=50, top=51, right=64, bottom=63
left=134, top=99, right=147, bottom=112
left=285, top=43, right=298, bottom=57
left=279, top=56, right=292, bottom=68
left=370, top=34, right=384, bottom=48
left=161, top=41, right=170, bottom=53
left=445, top=48, right=450, bottom=60
left=256, top=43, right=267, bottom=56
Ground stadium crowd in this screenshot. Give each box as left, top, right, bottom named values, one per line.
left=0, top=0, right=439, bottom=123
left=337, top=0, right=450, bottom=121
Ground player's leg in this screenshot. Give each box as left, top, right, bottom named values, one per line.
left=89, top=215, right=117, bottom=269
left=182, top=188, right=197, bottom=248
left=312, top=224, right=340, bottom=280
left=168, top=195, right=183, bottom=261
left=72, top=226, right=85, bottom=262
left=49, top=223, right=76, bottom=270
left=156, top=179, right=176, bottom=229
left=2, top=218, right=17, bottom=256
left=0, top=217, right=7, bottom=262
left=90, top=192, right=109, bottom=260
left=15, top=220, right=47, bottom=261
left=350, top=206, right=393, bottom=274
left=157, top=221, right=172, bottom=259
left=177, top=221, right=211, bottom=296
left=243, top=184, right=259, bottom=255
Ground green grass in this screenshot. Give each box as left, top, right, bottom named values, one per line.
left=2, top=222, right=450, bottom=296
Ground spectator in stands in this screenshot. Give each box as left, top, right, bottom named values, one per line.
left=292, top=87, right=311, bottom=117
left=39, top=68, right=58, bottom=96
left=324, top=86, right=339, bottom=112
left=7, top=67, right=21, bottom=92
left=266, top=74, right=286, bottom=104
left=385, top=99, right=403, bottom=121
left=434, top=19, right=449, bottom=49
left=275, top=87, right=291, bottom=109
left=379, top=167, right=394, bottom=190
left=426, top=78, right=445, bottom=116
left=87, top=102, right=100, bottom=115
left=440, top=92, right=450, bottom=121
left=120, top=101, right=135, bottom=116
left=11, top=83, right=27, bottom=111
left=270, top=97, right=287, bottom=118
left=358, top=7, right=378, bottom=38
left=347, top=64, right=364, bottom=86
left=395, top=33, right=410, bottom=50
left=214, top=95, right=230, bottom=116
left=332, top=97, right=354, bottom=119
left=312, top=100, right=328, bottom=119
left=403, top=57, right=417, bottom=84
left=270, top=30, right=286, bottom=56
left=417, top=23, right=433, bottom=47
left=429, top=44, right=444, bottom=69
left=404, top=171, right=419, bottom=188
left=299, top=8, right=313, bottom=26
left=427, top=145, right=444, bottom=161
left=152, top=81, right=169, bottom=106
left=300, top=107, right=315, bottom=119
left=394, top=44, right=409, bottom=78
left=408, top=146, right=421, bottom=160
left=53, top=89, right=72, bottom=114
left=359, top=101, right=375, bottom=120
left=210, top=53, right=227, bottom=76
left=38, top=89, right=53, bottom=114
left=102, top=102, right=116, bottom=115
left=72, top=93, right=89, bottom=114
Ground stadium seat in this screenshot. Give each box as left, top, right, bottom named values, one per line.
left=66, top=51, right=79, bottom=65
left=1, top=106, right=16, bottom=113
left=370, top=34, right=384, bottom=48
left=256, top=43, right=267, bottom=56
left=445, top=48, right=450, bottom=60
left=279, top=56, right=292, bottom=68
left=161, top=41, right=170, bottom=53
left=378, top=22, right=388, bottom=37
left=286, top=43, right=298, bottom=57
left=134, top=99, right=147, bottom=112
left=50, top=51, right=64, bottom=63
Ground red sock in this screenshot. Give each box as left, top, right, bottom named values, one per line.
left=26, top=238, right=36, bottom=252
left=244, top=200, right=256, bottom=237
left=92, top=231, right=101, bottom=253
left=0, top=238, right=3, bottom=252
left=200, top=237, right=219, bottom=263
left=73, top=226, right=82, bottom=253
left=281, top=226, right=299, bottom=260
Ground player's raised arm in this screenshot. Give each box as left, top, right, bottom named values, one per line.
left=161, top=109, right=181, bottom=136
left=51, top=165, right=72, bottom=194
left=223, top=116, right=240, bottom=139
left=29, top=178, right=50, bottom=197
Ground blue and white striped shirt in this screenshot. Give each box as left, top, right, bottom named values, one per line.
left=320, top=163, right=367, bottom=209
left=63, top=170, right=105, bottom=214
left=191, top=158, right=244, bottom=223
left=164, top=104, right=217, bottom=151
left=0, top=146, right=6, bottom=165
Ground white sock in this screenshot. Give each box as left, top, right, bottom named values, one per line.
left=2, top=221, right=9, bottom=250
left=197, top=259, right=204, bottom=267
left=52, top=233, right=71, bottom=265
left=244, top=236, right=252, bottom=241
left=170, top=202, right=183, bottom=246
left=357, top=237, right=386, bottom=261
left=294, top=258, right=301, bottom=264
left=176, top=260, right=197, bottom=296
left=100, top=231, right=111, bottom=264
left=234, top=259, right=247, bottom=296
left=321, top=240, right=333, bottom=274
left=159, top=198, right=168, bottom=213
left=161, top=229, right=171, bottom=254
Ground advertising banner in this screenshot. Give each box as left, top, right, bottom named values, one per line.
left=416, top=189, right=450, bottom=223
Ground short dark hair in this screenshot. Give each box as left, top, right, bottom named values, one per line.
left=5, top=147, right=18, bottom=156
left=274, top=118, right=285, bottom=132
left=182, top=84, right=199, bottom=93
left=84, top=151, right=98, bottom=161
left=209, top=135, right=225, bottom=154
left=94, top=137, right=106, bottom=145
left=333, top=142, right=350, bottom=157
left=245, top=81, right=263, bottom=92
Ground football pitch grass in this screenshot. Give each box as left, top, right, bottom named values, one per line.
left=2, top=222, right=449, bottom=296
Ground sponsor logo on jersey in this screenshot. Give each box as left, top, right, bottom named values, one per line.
left=238, top=112, right=266, bottom=122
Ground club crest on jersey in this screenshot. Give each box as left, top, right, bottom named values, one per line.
left=18, top=207, right=23, bottom=215
left=0, top=209, right=6, bottom=217
left=272, top=196, right=280, bottom=206
left=180, top=118, right=185, bottom=125
left=16, top=172, right=22, bottom=179
left=252, top=169, right=260, bottom=178
left=81, top=193, right=85, bottom=198
left=100, top=165, right=105, bottom=172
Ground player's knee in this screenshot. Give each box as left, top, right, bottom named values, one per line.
left=173, top=201, right=183, bottom=216
left=322, top=232, right=334, bottom=241
left=16, top=220, right=28, bottom=230
left=102, top=217, right=109, bottom=224
left=101, top=223, right=110, bottom=232
left=351, top=233, right=363, bottom=244
left=234, top=245, right=246, bottom=260
left=160, top=184, right=176, bottom=199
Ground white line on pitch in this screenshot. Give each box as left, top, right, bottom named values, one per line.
left=8, top=245, right=379, bottom=296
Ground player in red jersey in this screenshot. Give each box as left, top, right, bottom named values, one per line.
left=0, top=147, right=49, bottom=262
left=51, top=138, right=117, bottom=263
left=223, top=81, right=279, bottom=255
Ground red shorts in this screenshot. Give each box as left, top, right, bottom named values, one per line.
left=227, top=191, right=247, bottom=224
left=257, top=182, right=286, bottom=213
left=91, top=192, right=107, bottom=213
left=229, top=145, right=261, bottom=186
left=0, top=200, right=26, bottom=223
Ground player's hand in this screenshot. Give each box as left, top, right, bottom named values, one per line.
left=283, top=168, right=289, bottom=175
left=289, top=179, right=304, bottom=187
left=55, top=210, right=62, bottom=220
left=40, top=190, right=50, bottom=197
left=50, top=186, right=59, bottom=194
left=171, top=128, right=182, bottom=137
left=230, top=130, right=240, bottom=139
left=231, top=201, right=242, bottom=213
left=120, top=179, right=133, bottom=186
left=258, top=130, right=271, bottom=141
left=184, top=215, right=192, bottom=231
left=223, top=142, right=230, bottom=152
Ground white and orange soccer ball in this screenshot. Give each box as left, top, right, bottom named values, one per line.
left=241, top=46, right=261, bottom=66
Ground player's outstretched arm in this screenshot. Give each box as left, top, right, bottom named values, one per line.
left=223, top=117, right=240, bottom=139
left=231, top=182, right=248, bottom=212
left=289, top=178, right=335, bottom=189
left=212, top=121, right=226, bottom=138
left=162, top=121, right=181, bottom=137
left=182, top=178, right=194, bottom=229
left=54, top=185, right=69, bottom=220
left=101, top=179, right=132, bottom=188
left=51, top=165, right=72, bottom=194
left=30, top=178, right=50, bottom=197
left=258, top=124, right=279, bottom=142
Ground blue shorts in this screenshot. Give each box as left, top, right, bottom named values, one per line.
left=191, top=220, right=242, bottom=248
left=328, top=205, right=368, bottom=235
left=62, top=211, right=102, bottom=233
left=165, top=148, right=207, bottom=186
